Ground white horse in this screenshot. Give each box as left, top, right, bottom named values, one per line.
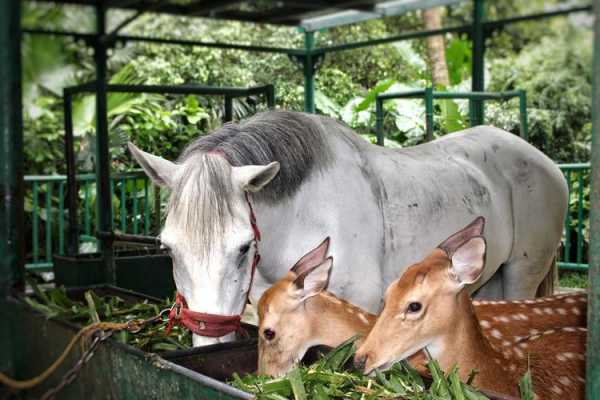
left=129, top=111, right=567, bottom=347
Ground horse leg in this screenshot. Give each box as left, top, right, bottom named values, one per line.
left=500, top=251, right=556, bottom=299
left=472, top=266, right=504, bottom=300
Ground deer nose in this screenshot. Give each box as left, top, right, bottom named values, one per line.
left=354, top=354, right=368, bottom=372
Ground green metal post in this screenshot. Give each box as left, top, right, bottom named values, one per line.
left=375, top=98, right=384, bottom=146
left=224, top=95, right=233, bottom=122
left=586, top=1, right=600, bottom=397
left=425, top=87, right=435, bottom=141
left=0, top=0, right=23, bottom=376
left=471, top=0, right=486, bottom=126
left=518, top=90, right=529, bottom=141
left=303, top=31, right=316, bottom=113
left=94, top=3, right=116, bottom=284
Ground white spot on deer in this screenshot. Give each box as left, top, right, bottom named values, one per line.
left=473, top=300, right=481, bottom=305
left=491, top=329, right=503, bottom=339
left=530, top=334, right=541, bottom=341
left=519, top=342, right=528, bottom=349
left=557, top=308, right=567, bottom=315
left=529, top=329, right=539, bottom=335
left=563, top=327, right=576, bottom=332
left=502, top=340, right=511, bottom=347
left=494, top=316, right=510, bottom=323
left=514, top=335, right=524, bottom=342
left=509, top=364, right=517, bottom=372
left=498, top=300, right=507, bottom=305
left=579, top=296, right=586, bottom=302
left=358, top=313, right=370, bottom=325
left=543, top=329, right=555, bottom=336
left=556, top=354, right=567, bottom=362
left=551, top=385, right=563, bottom=395
left=346, top=307, right=354, bottom=314
left=479, top=320, right=491, bottom=329
left=533, top=307, right=543, bottom=315
left=577, top=327, right=587, bottom=332
left=326, top=295, right=342, bottom=305
left=559, top=376, right=571, bottom=386
left=524, top=300, right=535, bottom=304
left=494, top=358, right=502, bottom=365
left=543, top=307, right=554, bottom=315
left=572, top=307, right=581, bottom=315
left=514, top=347, right=525, bottom=358
left=566, top=297, right=576, bottom=304
left=577, top=376, right=585, bottom=383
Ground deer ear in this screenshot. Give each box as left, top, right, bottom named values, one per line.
left=232, top=162, right=280, bottom=192
left=438, top=216, right=485, bottom=257
left=293, top=257, right=333, bottom=301
left=128, top=142, right=179, bottom=188
left=290, top=237, right=330, bottom=276
left=449, top=237, right=486, bottom=288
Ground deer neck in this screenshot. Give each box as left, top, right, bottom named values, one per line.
left=304, top=292, right=375, bottom=348
left=427, top=292, right=520, bottom=397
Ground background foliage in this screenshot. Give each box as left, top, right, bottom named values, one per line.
left=22, top=0, right=593, bottom=175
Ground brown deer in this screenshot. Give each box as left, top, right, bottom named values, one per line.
left=354, top=217, right=586, bottom=399
left=257, top=235, right=586, bottom=378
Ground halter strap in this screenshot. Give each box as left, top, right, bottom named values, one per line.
left=165, top=191, right=261, bottom=338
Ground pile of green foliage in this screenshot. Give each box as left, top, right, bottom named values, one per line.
left=231, top=336, right=534, bottom=400
left=25, top=281, right=191, bottom=352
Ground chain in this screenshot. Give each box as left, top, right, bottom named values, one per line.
left=39, top=330, right=112, bottom=400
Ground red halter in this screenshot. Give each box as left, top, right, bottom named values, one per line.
left=165, top=192, right=261, bottom=338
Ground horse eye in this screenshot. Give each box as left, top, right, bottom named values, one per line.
left=263, top=328, right=276, bottom=341
left=407, top=302, right=422, bottom=313
left=239, top=243, right=251, bottom=255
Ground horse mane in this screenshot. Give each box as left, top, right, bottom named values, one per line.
left=179, top=110, right=333, bottom=202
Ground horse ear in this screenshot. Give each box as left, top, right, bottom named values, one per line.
left=438, top=216, right=485, bottom=257
left=448, top=237, right=486, bottom=289
left=291, top=237, right=330, bottom=276
left=128, top=142, right=179, bottom=188
left=232, top=162, right=280, bottom=192
left=293, top=257, right=333, bottom=301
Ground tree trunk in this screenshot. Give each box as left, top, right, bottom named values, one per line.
left=423, top=7, right=450, bottom=87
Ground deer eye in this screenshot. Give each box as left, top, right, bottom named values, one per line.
left=263, top=328, right=276, bottom=341
left=407, top=302, right=422, bottom=313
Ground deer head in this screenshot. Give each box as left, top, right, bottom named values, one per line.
left=257, top=238, right=334, bottom=376
left=354, top=217, right=487, bottom=375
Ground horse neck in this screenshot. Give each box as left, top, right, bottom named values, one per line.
left=430, top=292, right=521, bottom=397
left=305, top=292, right=375, bottom=348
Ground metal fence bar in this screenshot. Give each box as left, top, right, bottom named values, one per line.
left=144, top=179, right=149, bottom=235
left=58, top=182, right=65, bottom=255
left=32, top=181, right=39, bottom=263
left=132, top=179, right=139, bottom=235
left=577, top=171, right=585, bottom=264
left=45, top=182, right=53, bottom=263
left=120, top=178, right=126, bottom=233
left=565, top=170, right=573, bottom=263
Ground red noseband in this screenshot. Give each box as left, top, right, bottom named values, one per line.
left=165, top=192, right=261, bottom=338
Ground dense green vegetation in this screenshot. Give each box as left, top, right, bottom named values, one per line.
left=22, top=1, right=593, bottom=175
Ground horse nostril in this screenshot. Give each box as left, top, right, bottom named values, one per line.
left=354, top=354, right=367, bottom=371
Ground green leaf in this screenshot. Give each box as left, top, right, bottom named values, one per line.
left=519, top=369, right=535, bottom=400
left=354, top=79, right=396, bottom=112
left=320, top=335, right=359, bottom=371
left=287, top=367, right=307, bottom=400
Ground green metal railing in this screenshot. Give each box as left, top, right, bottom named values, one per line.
left=26, top=164, right=591, bottom=272
left=375, top=89, right=528, bottom=145
left=559, top=163, right=591, bottom=271
left=25, top=170, right=157, bottom=271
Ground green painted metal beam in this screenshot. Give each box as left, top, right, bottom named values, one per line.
left=93, top=3, right=116, bottom=284
left=586, top=1, right=600, bottom=398
left=0, top=0, right=23, bottom=377
left=470, top=0, right=485, bottom=126
left=303, top=31, right=316, bottom=113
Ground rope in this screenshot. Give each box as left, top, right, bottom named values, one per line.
left=0, top=320, right=146, bottom=391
